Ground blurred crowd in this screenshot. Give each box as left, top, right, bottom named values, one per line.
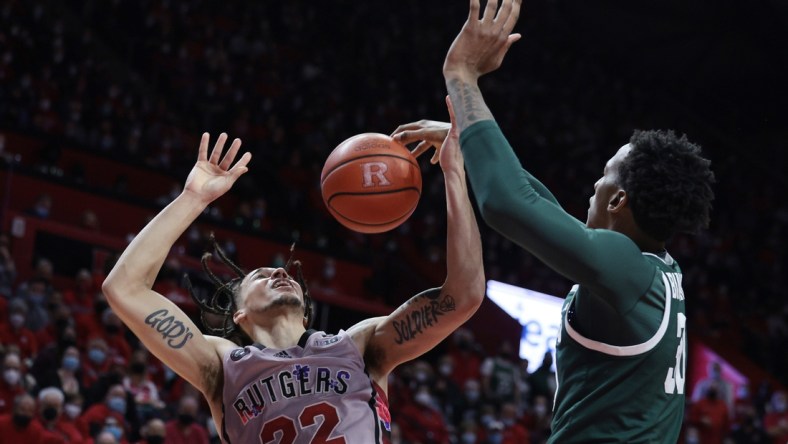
left=1, top=0, right=786, bottom=443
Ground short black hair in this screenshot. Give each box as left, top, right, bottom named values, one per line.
left=617, top=129, right=715, bottom=241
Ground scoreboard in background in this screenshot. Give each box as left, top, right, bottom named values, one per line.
left=486, top=280, right=563, bottom=373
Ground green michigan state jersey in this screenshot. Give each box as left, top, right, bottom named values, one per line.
left=458, top=121, right=690, bottom=444
left=550, top=253, right=686, bottom=443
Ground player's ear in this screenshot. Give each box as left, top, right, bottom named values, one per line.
left=233, top=308, right=246, bottom=326
left=608, top=190, right=627, bottom=213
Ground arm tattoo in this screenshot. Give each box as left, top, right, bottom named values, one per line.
left=446, top=77, right=495, bottom=131
left=144, top=309, right=195, bottom=349
left=393, top=289, right=457, bottom=344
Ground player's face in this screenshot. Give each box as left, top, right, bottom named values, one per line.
left=586, top=144, right=630, bottom=229
left=239, top=267, right=304, bottom=313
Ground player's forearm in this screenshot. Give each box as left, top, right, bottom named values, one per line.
left=104, top=192, right=208, bottom=294
left=445, top=76, right=495, bottom=133
left=443, top=168, right=485, bottom=309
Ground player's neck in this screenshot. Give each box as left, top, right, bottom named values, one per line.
left=246, top=315, right=307, bottom=350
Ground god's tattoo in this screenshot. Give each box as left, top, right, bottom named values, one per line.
left=144, top=309, right=194, bottom=349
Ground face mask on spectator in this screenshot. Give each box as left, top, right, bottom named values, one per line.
left=29, top=292, right=46, bottom=305
left=146, top=436, right=165, bottom=444
left=130, top=362, right=146, bottom=375
left=414, top=370, right=429, bottom=383
left=62, top=356, right=80, bottom=371
left=12, top=413, right=32, bottom=428
left=775, top=399, right=787, bottom=413
left=414, top=391, right=432, bottom=407
left=105, top=425, right=123, bottom=440
left=9, top=314, right=25, bottom=329
left=107, top=396, right=126, bottom=414
left=439, top=363, right=453, bottom=376
left=534, top=404, right=548, bottom=417
left=42, top=406, right=58, bottom=421
left=178, top=413, right=195, bottom=426
left=3, top=369, right=21, bottom=385
left=461, top=432, right=476, bottom=444
left=64, top=403, right=82, bottom=419
left=88, top=348, right=107, bottom=365
left=465, top=390, right=480, bottom=402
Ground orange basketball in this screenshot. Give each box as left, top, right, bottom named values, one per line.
left=321, top=133, right=422, bottom=234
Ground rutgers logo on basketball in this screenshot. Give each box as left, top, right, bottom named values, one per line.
left=360, top=162, right=391, bottom=187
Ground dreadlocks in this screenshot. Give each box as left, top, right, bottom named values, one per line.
left=184, top=235, right=313, bottom=345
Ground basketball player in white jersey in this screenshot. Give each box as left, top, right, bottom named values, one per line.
left=102, top=98, right=483, bottom=443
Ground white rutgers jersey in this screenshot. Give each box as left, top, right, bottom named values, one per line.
left=221, top=329, right=391, bottom=444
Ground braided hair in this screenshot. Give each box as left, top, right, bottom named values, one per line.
left=184, top=235, right=313, bottom=345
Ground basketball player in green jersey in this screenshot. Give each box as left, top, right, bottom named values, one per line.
left=393, top=0, right=715, bottom=442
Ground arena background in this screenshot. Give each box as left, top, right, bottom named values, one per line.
left=0, top=1, right=786, bottom=443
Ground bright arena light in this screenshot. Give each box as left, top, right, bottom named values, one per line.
left=486, top=280, right=563, bottom=373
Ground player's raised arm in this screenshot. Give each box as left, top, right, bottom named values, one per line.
left=102, top=133, right=250, bottom=398
left=354, top=97, right=485, bottom=379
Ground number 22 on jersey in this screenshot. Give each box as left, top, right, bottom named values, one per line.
left=261, top=401, right=346, bottom=444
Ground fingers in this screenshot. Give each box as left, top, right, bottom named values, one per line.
left=469, top=0, right=481, bottom=20
left=219, top=138, right=242, bottom=170
left=390, top=122, right=424, bottom=137
left=502, top=0, right=522, bottom=33
left=431, top=148, right=441, bottom=165
left=209, top=133, right=228, bottom=164
left=229, top=152, right=252, bottom=178
left=395, top=129, right=447, bottom=146
left=198, top=133, right=210, bottom=161
left=411, top=141, right=434, bottom=159
left=482, top=0, right=499, bottom=23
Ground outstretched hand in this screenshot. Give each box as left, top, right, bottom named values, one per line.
left=391, top=120, right=450, bottom=164
left=184, top=133, right=251, bottom=204
left=443, top=0, right=522, bottom=81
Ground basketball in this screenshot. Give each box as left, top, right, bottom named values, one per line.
left=320, top=133, right=422, bottom=234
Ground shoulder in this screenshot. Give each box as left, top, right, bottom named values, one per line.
left=205, top=335, right=239, bottom=357
left=346, top=317, right=386, bottom=352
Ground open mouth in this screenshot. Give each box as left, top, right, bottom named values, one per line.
left=272, top=280, right=292, bottom=290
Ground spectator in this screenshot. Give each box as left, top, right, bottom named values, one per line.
left=0, top=233, right=16, bottom=299
left=80, top=210, right=100, bottom=231
left=96, top=309, right=132, bottom=364
left=689, top=384, right=730, bottom=444
left=692, top=361, right=734, bottom=413
left=38, top=386, right=84, bottom=443
left=91, top=428, right=121, bottom=444
left=522, top=395, right=552, bottom=444
left=122, top=351, right=164, bottom=421
left=63, top=393, right=85, bottom=425
left=396, top=385, right=450, bottom=444
left=527, top=352, right=556, bottom=400
left=446, top=329, right=483, bottom=389
left=138, top=418, right=166, bottom=444
left=15, top=276, right=53, bottom=333
left=764, top=391, right=788, bottom=444
left=454, top=379, right=484, bottom=426
left=0, top=298, right=39, bottom=360
left=27, top=193, right=53, bottom=219
left=499, top=402, right=529, bottom=444
left=82, top=339, right=115, bottom=387
left=480, top=341, right=521, bottom=405
left=164, top=396, right=209, bottom=444
left=77, top=384, right=129, bottom=439
left=0, top=352, right=30, bottom=414
left=0, top=393, right=47, bottom=442
left=35, top=345, right=83, bottom=399
left=63, top=269, right=99, bottom=319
